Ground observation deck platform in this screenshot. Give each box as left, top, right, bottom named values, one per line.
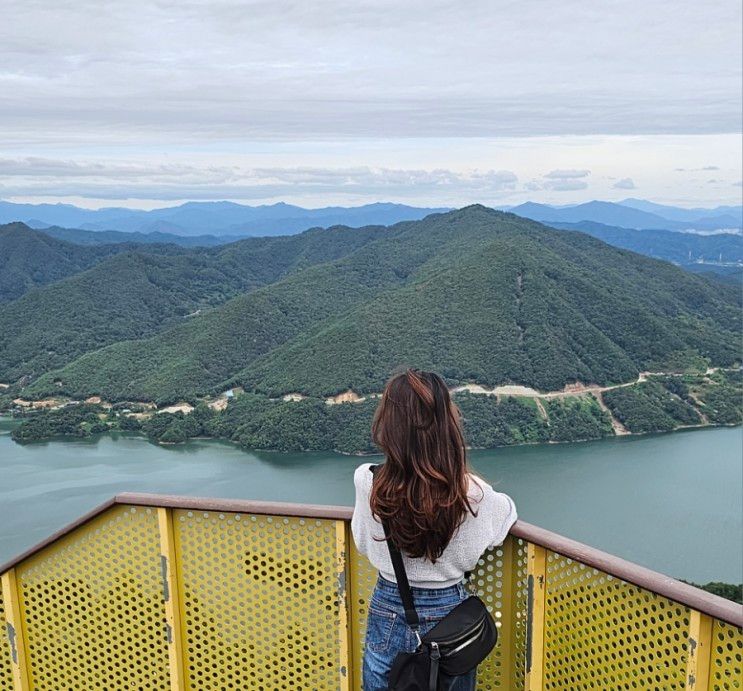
left=0, top=493, right=740, bottom=690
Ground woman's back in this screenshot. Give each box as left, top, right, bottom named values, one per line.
left=352, top=462, right=517, bottom=588
left=351, top=368, right=518, bottom=690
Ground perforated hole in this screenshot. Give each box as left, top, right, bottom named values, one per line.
left=17, top=505, right=169, bottom=690
left=543, top=551, right=689, bottom=689
left=174, top=511, right=343, bottom=690
left=0, top=578, right=15, bottom=689
left=711, top=620, right=743, bottom=690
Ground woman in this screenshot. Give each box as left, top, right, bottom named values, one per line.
left=352, top=369, right=517, bottom=691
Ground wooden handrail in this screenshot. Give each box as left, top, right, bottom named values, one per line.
left=1, top=491, right=740, bottom=627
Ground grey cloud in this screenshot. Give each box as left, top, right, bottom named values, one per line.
left=539, top=169, right=591, bottom=191
left=0, top=158, right=239, bottom=183
left=544, top=169, right=591, bottom=179
left=675, top=166, right=723, bottom=172
left=0, top=157, right=519, bottom=201
left=1, top=0, right=741, bottom=144
left=613, top=177, right=637, bottom=189
left=545, top=180, right=589, bottom=192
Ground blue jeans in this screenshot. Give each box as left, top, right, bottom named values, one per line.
left=362, top=575, right=477, bottom=691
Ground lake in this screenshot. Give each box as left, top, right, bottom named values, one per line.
left=0, top=419, right=740, bottom=583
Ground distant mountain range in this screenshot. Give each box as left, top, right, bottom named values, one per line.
left=505, top=201, right=742, bottom=232
left=548, top=221, right=743, bottom=274
left=0, top=201, right=449, bottom=237
left=1, top=198, right=740, bottom=237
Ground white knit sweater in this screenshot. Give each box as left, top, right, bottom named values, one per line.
left=351, top=462, right=517, bottom=588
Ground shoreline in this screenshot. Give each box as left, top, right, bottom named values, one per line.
left=3, top=412, right=739, bottom=455
left=3, top=367, right=740, bottom=452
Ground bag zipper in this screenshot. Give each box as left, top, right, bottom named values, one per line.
left=442, top=619, right=487, bottom=656
left=428, top=613, right=487, bottom=652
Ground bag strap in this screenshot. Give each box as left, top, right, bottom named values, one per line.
left=369, top=465, right=421, bottom=633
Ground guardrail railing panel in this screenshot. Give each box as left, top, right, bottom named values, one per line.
left=14, top=505, right=170, bottom=690
left=172, top=508, right=348, bottom=690
left=710, top=620, right=743, bottom=690
left=542, top=550, right=691, bottom=690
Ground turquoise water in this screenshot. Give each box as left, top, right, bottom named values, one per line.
left=0, top=420, right=740, bottom=583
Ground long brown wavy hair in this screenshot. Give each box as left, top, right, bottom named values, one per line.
left=369, top=368, right=480, bottom=563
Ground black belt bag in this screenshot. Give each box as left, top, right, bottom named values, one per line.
left=369, top=465, right=497, bottom=691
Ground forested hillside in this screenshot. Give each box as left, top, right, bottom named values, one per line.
left=13, top=206, right=739, bottom=404
left=11, top=370, right=742, bottom=452
left=0, top=224, right=386, bottom=381
left=0, top=222, right=155, bottom=302
left=547, top=221, right=743, bottom=272
left=39, top=225, right=231, bottom=247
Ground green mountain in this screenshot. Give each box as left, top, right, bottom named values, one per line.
left=0, top=222, right=137, bottom=303
left=0, top=224, right=386, bottom=382
left=19, top=206, right=740, bottom=404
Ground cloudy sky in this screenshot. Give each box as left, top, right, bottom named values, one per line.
left=1, top=0, right=741, bottom=209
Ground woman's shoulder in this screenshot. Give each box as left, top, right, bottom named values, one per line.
left=466, top=472, right=492, bottom=500
left=467, top=474, right=516, bottom=514
left=353, top=462, right=377, bottom=490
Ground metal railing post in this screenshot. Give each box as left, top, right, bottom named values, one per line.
left=1, top=569, right=30, bottom=691
left=158, top=507, right=187, bottom=690
left=336, top=520, right=353, bottom=691
left=497, top=537, right=517, bottom=689
left=525, top=543, right=546, bottom=691
left=686, top=609, right=713, bottom=690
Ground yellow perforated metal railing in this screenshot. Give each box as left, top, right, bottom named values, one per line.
left=712, top=621, right=743, bottom=690
left=0, top=493, right=740, bottom=690
left=542, top=551, right=690, bottom=689
left=17, top=505, right=170, bottom=691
